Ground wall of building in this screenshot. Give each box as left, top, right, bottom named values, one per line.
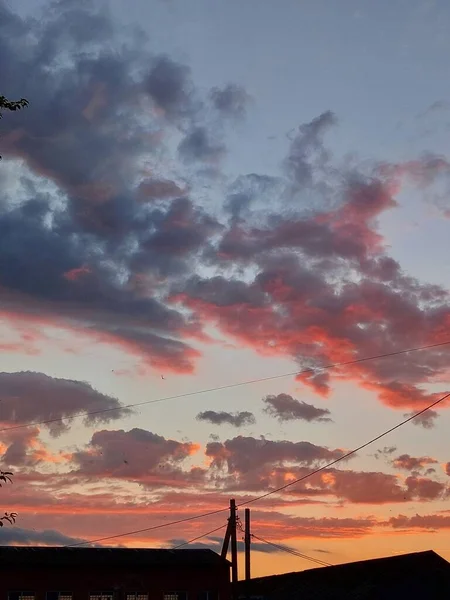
left=0, top=565, right=231, bottom=600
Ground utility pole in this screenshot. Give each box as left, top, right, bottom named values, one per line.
left=244, top=508, right=251, bottom=581
left=221, top=517, right=232, bottom=560
left=230, top=498, right=238, bottom=584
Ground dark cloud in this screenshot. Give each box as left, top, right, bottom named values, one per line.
left=284, top=467, right=447, bottom=504
left=144, top=55, right=196, bottom=121
left=251, top=510, right=377, bottom=539
left=196, top=411, right=256, bottom=427
left=138, top=179, right=186, bottom=201
left=0, top=0, right=449, bottom=421
left=224, top=173, right=281, bottom=221
left=284, top=110, right=337, bottom=188
left=0, top=526, right=87, bottom=546
left=392, top=454, right=438, bottom=473
left=0, top=428, right=41, bottom=468
left=0, top=2, right=141, bottom=197
left=324, top=471, right=447, bottom=504
left=0, top=1, right=226, bottom=372
left=0, top=371, right=130, bottom=436
left=206, top=436, right=343, bottom=475
left=178, top=127, right=225, bottom=164
left=168, top=537, right=222, bottom=552
left=387, top=513, right=450, bottom=530
left=263, top=393, right=332, bottom=423
left=84, top=324, right=202, bottom=374
left=404, top=475, right=446, bottom=501
left=210, top=84, right=250, bottom=119
left=374, top=446, right=397, bottom=460
left=176, top=275, right=268, bottom=308
left=181, top=189, right=450, bottom=409
left=407, top=409, right=440, bottom=429
left=140, top=197, right=221, bottom=258
left=72, top=428, right=203, bottom=486
left=202, top=444, right=447, bottom=503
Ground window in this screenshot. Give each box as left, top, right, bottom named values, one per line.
left=47, top=593, right=72, bottom=600
left=9, top=593, right=35, bottom=600
left=126, top=594, right=148, bottom=600
left=164, top=593, right=187, bottom=600
left=90, top=593, right=114, bottom=600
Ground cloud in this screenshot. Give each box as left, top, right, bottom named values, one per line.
left=210, top=84, right=250, bottom=119
left=168, top=537, right=222, bottom=551
left=0, top=0, right=449, bottom=426
left=374, top=446, right=397, bottom=460
left=138, top=179, right=186, bottom=201
left=203, top=443, right=447, bottom=503
left=224, top=173, right=281, bottom=222
left=0, top=526, right=87, bottom=546
left=263, top=393, right=332, bottom=423
left=72, top=428, right=203, bottom=487
left=0, top=0, right=228, bottom=372
left=392, top=454, right=438, bottom=473
left=404, top=475, right=446, bottom=501
left=140, top=197, right=221, bottom=259
left=0, top=427, right=72, bottom=469
left=407, top=409, right=440, bottom=429
left=284, top=110, right=338, bottom=187
left=1, top=457, right=447, bottom=545
left=196, top=411, right=256, bottom=427
left=206, top=436, right=344, bottom=475
left=178, top=127, right=226, bottom=164
left=0, top=371, right=130, bottom=436
left=286, top=468, right=448, bottom=504
left=387, top=513, right=450, bottom=531
left=144, top=55, right=196, bottom=121
left=250, top=510, right=377, bottom=539
left=179, top=172, right=450, bottom=409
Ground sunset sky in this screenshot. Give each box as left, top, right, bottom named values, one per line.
left=1, top=0, right=450, bottom=578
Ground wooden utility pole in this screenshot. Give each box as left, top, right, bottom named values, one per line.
left=244, top=508, right=251, bottom=581
left=230, top=498, right=238, bottom=584
left=221, top=516, right=232, bottom=559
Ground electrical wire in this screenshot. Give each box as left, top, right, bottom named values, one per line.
left=65, top=389, right=450, bottom=547
left=251, top=533, right=331, bottom=567
left=237, top=391, right=450, bottom=507
left=65, top=508, right=228, bottom=547
left=2, top=339, right=449, bottom=434
left=171, top=524, right=226, bottom=549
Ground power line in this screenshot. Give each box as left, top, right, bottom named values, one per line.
left=251, top=533, right=331, bottom=567
left=237, top=391, right=450, bottom=507
left=3, top=339, right=449, bottom=434
left=65, top=508, right=227, bottom=547
left=65, top=389, right=450, bottom=547
left=171, top=524, right=226, bottom=549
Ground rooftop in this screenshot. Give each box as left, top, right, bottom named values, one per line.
left=236, top=550, right=450, bottom=599
left=0, top=546, right=229, bottom=568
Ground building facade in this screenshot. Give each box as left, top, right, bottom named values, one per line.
left=235, top=550, right=450, bottom=600
left=0, top=547, right=230, bottom=600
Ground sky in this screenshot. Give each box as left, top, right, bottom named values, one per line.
left=0, top=0, right=450, bottom=579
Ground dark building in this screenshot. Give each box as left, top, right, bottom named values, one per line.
left=0, top=547, right=230, bottom=600
left=235, top=550, right=450, bottom=599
